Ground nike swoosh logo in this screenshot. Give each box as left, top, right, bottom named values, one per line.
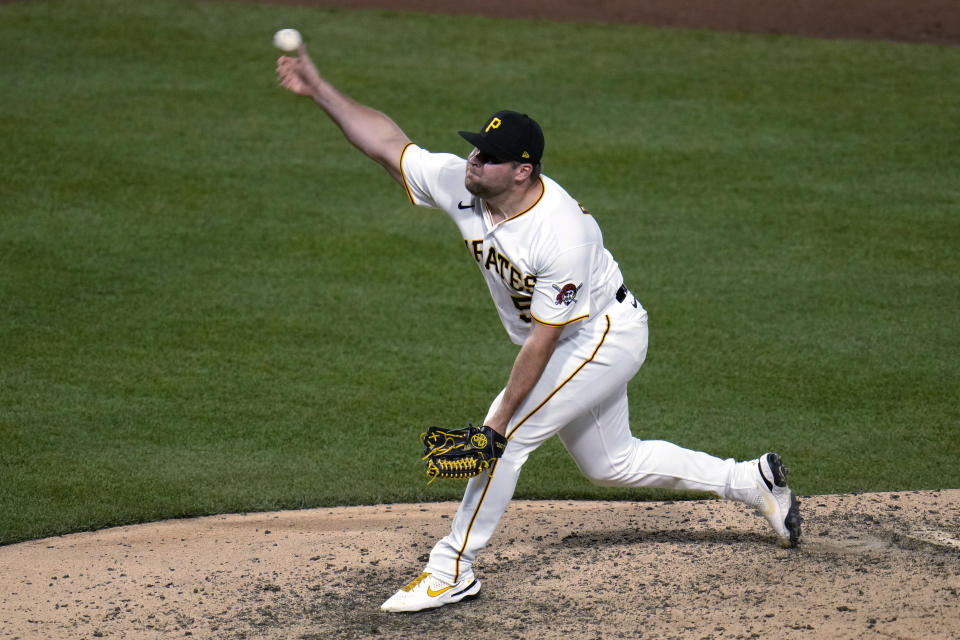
left=457, top=201, right=473, bottom=209
left=758, top=461, right=774, bottom=492
left=427, top=585, right=455, bottom=597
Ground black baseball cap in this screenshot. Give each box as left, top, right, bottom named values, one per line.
left=458, top=110, right=544, bottom=165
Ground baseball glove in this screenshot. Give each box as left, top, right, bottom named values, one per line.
left=421, top=423, right=507, bottom=483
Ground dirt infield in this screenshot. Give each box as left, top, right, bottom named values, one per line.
left=2, top=491, right=958, bottom=639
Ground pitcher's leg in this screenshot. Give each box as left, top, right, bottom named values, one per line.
left=425, top=314, right=636, bottom=583
left=557, top=390, right=801, bottom=545
left=406, top=312, right=649, bottom=601
left=557, top=390, right=754, bottom=497
left=424, top=442, right=528, bottom=584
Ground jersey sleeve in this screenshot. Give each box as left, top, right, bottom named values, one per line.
left=400, top=144, right=465, bottom=210
left=529, top=244, right=595, bottom=327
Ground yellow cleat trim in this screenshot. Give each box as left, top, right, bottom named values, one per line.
left=401, top=572, right=430, bottom=592
left=426, top=584, right=455, bottom=597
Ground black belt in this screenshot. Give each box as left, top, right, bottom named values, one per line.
left=616, top=284, right=628, bottom=303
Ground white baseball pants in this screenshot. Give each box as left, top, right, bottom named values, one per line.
left=425, top=294, right=760, bottom=584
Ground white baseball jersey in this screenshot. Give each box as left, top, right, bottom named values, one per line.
left=400, top=144, right=625, bottom=345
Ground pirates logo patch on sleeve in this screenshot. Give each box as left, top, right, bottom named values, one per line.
left=552, top=282, right=583, bottom=306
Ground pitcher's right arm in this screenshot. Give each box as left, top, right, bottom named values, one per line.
left=277, top=44, right=411, bottom=185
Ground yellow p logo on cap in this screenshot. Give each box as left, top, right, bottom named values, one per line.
left=484, top=117, right=502, bottom=133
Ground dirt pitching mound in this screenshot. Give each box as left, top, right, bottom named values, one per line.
left=2, top=490, right=958, bottom=639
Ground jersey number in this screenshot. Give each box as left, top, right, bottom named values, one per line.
left=512, top=295, right=532, bottom=323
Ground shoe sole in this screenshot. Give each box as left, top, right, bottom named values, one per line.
left=784, top=492, right=802, bottom=548
left=767, top=453, right=802, bottom=548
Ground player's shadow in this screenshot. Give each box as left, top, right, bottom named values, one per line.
left=550, top=527, right=774, bottom=549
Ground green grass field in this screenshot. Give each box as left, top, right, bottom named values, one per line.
left=1, top=0, right=958, bottom=545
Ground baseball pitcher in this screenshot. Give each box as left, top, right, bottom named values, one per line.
left=276, top=43, right=801, bottom=613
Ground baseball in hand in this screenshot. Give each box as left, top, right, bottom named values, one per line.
left=273, top=28, right=302, bottom=52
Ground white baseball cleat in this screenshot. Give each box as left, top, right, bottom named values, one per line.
left=752, top=452, right=802, bottom=547
left=380, top=572, right=481, bottom=613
